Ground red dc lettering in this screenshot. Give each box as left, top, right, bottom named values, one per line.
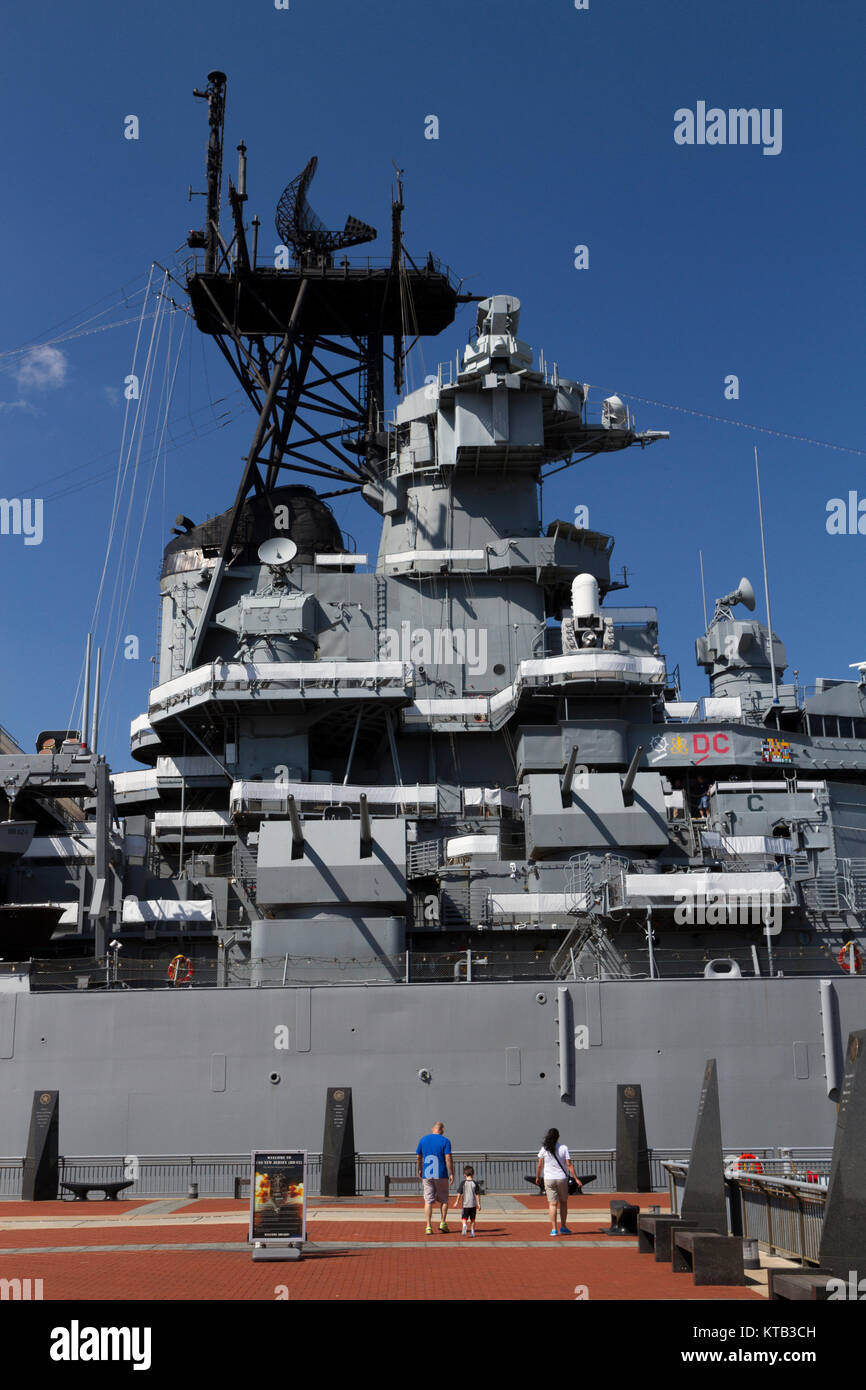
left=713, top=733, right=730, bottom=755
left=693, top=734, right=709, bottom=763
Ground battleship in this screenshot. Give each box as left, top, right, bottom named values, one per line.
left=0, top=72, right=863, bottom=1160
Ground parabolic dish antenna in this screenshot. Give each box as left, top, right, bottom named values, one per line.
left=735, top=577, right=756, bottom=612
left=257, top=536, right=298, bottom=568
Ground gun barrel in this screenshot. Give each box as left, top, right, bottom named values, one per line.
left=561, top=744, right=579, bottom=807
left=288, top=794, right=304, bottom=857
left=359, top=792, right=373, bottom=858
left=621, top=745, right=644, bottom=803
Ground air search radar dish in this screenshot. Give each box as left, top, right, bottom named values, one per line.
left=732, top=577, right=756, bottom=612
left=257, top=537, right=298, bottom=569
left=716, top=576, right=756, bottom=614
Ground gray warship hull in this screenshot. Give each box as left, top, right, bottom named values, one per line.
left=0, top=976, right=861, bottom=1155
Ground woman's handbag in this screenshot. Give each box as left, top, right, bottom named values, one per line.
left=555, top=1147, right=579, bottom=1195
left=524, top=1171, right=597, bottom=1192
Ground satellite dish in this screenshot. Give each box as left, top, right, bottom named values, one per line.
left=257, top=537, right=298, bottom=568
left=734, top=577, right=756, bottom=612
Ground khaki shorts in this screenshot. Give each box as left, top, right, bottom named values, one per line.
left=422, top=1177, right=449, bottom=1205
left=544, top=1177, right=568, bottom=1204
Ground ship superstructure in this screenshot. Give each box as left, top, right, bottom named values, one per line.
left=0, top=74, right=863, bottom=1156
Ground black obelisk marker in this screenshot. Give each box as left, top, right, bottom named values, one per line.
left=615, top=1083, right=651, bottom=1191
left=320, top=1087, right=356, bottom=1197
left=21, top=1090, right=59, bottom=1201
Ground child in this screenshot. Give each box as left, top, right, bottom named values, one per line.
left=453, top=1165, right=481, bottom=1236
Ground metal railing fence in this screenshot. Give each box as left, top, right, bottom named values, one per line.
left=665, top=1160, right=828, bottom=1265
left=0, top=1147, right=833, bottom=1201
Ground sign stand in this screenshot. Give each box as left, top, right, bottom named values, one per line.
left=249, top=1150, right=306, bottom=1262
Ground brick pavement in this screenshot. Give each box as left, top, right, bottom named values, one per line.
left=0, top=1195, right=769, bottom=1300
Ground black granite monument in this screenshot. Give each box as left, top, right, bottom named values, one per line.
left=638, top=1058, right=727, bottom=1260
left=679, top=1058, right=727, bottom=1234
left=771, top=1029, right=866, bottom=1300
left=21, top=1090, right=59, bottom=1201
left=320, top=1086, right=356, bottom=1197
left=615, top=1083, right=651, bottom=1191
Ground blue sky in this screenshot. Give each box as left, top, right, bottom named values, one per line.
left=0, top=0, right=863, bottom=767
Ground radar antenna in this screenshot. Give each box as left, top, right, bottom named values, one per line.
left=275, top=157, right=376, bottom=266
left=712, top=576, right=756, bottom=623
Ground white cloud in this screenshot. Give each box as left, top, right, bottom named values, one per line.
left=103, top=385, right=121, bottom=407
left=16, top=345, right=68, bottom=391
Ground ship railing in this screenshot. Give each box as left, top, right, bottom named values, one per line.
left=664, top=1160, right=829, bottom=1266
left=22, top=937, right=853, bottom=989
left=799, top=856, right=866, bottom=913
left=565, top=853, right=593, bottom=913
left=549, top=943, right=856, bottom=979
left=149, top=660, right=415, bottom=718
left=190, top=248, right=461, bottom=288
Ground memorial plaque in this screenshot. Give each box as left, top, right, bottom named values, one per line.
left=21, top=1090, right=59, bottom=1201
left=249, top=1151, right=306, bottom=1243
left=817, top=1029, right=866, bottom=1279
left=320, top=1086, right=356, bottom=1196
left=615, top=1083, right=651, bottom=1191
left=680, top=1059, right=727, bottom=1235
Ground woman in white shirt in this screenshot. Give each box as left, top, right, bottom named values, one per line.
left=535, top=1127, right=581, bottom=1236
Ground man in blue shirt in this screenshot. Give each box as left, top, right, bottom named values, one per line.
left=416, top=1121, right=454, bottom=1234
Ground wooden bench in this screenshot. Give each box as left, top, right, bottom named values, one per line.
left=671, top=1229, right=746, bottom=1285
left=60, top=1180, right=134, bottom=1202
left=637, top=1214, right=700, bottom=1261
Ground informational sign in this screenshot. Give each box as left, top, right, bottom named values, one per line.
left=249, top=1151, right=306, bottom=1244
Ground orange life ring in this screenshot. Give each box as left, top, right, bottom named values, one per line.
left=837, top=942, right=863, bottom=973
left=734, top=1153, right=763, bottom=1174
left=168, top=953, right=194, bottom=983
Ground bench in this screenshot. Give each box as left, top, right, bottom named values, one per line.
left=383, top=1175, right=487, bottom=1199
left=60, top=1180, right=134, bottom=1202
left=637, top=1214, right=700, bottom=1261
left=671, top=1229, right=746, bottom=1285
left=768, top=1270, right=839, bottom=1301
left=384, top=1175, right=421, bottom=1199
